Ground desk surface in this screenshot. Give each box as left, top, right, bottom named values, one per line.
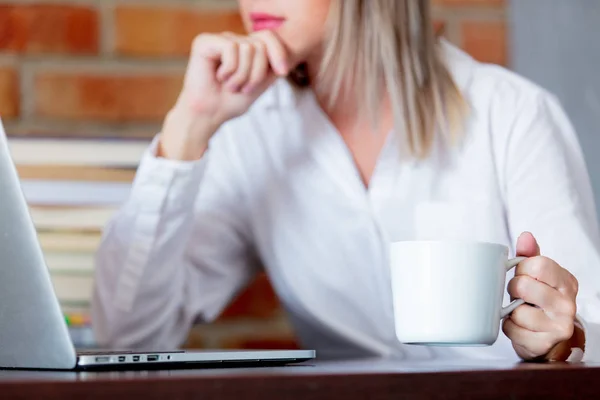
left=0, top=358, right=599, bottom=399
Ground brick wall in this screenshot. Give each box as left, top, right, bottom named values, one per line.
left=0, top=0, right=508, bottom=350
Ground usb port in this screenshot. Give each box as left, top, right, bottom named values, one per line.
left=133, top=355, right=140, bottom=362
left=118, top=356, right=126, bottom=362
left=95, top=356, right=110, bottom=363
left=147, top=355, right=159, bottom=362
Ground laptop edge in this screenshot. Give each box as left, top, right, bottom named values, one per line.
left=0, top=119, right=315, bottom=370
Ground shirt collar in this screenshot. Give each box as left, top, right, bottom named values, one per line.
left=439, top=39, right=477, bottom=92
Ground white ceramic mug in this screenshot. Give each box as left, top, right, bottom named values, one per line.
left=389, top=240, right=526, bottom=346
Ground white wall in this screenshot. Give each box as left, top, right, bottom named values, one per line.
left=509, top=0, right=600, bottom=216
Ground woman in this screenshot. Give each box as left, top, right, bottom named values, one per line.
left=92, top=0, right=600, bottom=362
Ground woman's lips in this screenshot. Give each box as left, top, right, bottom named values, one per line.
left=250, top=12, right=285, bottom=31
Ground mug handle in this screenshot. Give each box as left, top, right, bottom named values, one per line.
left=499, top=256, right=527, bottom=319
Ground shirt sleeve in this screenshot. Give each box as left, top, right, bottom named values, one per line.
left=500, top=90, right=600, bottom=362
left=91, top=129, right=260, bottom=350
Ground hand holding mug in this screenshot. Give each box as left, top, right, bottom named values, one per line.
left=503, top=232, right=580, bottom=360
left=390, top=235, right=584, bottom=361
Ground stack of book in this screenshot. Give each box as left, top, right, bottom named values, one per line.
left=7, top=136, right=150, bottom=345
left=30, top=205, right=116, bottom=315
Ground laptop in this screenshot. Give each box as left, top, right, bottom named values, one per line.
left=0, top=120, right=315, bottom=370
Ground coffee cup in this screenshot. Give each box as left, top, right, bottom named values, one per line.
left=389, top=240, right=525, bottom=346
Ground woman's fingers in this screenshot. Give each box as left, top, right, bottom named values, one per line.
left=509, top=303, right=555, bottom=333
left=502, top=318, right=556, bottom=359
left=211, top=31, right=289, bottom=94
left=242, top=40, right=272, bottom=94
left=215, top=39, right=238, bottom=82
left=251, top=30, right=290, bottom=76
left=508, top=274, right=576, bottom=316
left=223, top=38, right=254, bottom=92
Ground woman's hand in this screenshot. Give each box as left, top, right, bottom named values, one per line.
left=502, top=232, right=581, bottom=360
left=159, top=30, right=291, bottom=161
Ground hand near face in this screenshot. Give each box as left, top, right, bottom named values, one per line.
left=502, top=232, right=580, bottom=360
left=159, top=30, right=291, bottom=161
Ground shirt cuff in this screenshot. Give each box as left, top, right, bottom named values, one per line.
left=129, top=134, right=209, bottom=213
left=577, top=314, right=600, bottom=363
left=565, top=315, right=586, bottom=362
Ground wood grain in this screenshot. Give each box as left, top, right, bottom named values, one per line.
left=0, top=359, right=598, bottom=400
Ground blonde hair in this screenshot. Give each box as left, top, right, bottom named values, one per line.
left=292, top=0, right=467, bottom=159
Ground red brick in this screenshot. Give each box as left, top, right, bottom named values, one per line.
left=433, top=0, right=504, bottom=7
left=0, top=67, right=18, bottom=119
left=461, top=20, right=507, bottom=65
left=34, top=72, right=183, bottom=122
left=218, top=273, right=282, bottom=320
left=0, top=4, right=98, bottom=55
left=219, top=336, right=300, bottom=350
left=115, top=6, right=246, bottom=57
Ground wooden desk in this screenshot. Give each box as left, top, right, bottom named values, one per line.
left=0, top=358, right=599, bottom=399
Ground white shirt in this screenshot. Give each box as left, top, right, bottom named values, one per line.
left=92, top=42, right=600, bottom=362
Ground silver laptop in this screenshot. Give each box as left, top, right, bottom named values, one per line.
left=0, top=120, right=315, bottom=370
